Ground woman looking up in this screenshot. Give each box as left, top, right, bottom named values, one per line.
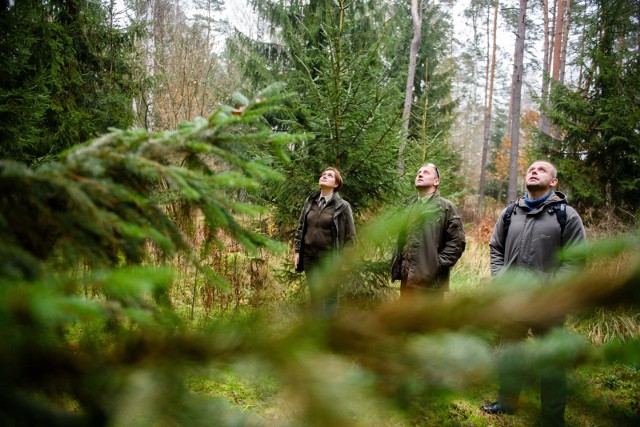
left=293, top=167, right=356, bottom=317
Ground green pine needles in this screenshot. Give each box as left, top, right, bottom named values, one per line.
left=0, top=84, right=301, bottom=282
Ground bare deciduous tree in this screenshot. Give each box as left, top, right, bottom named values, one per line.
left=132, top=0, right=232, bottom=131
left=133, top=0, right=156, bottom=130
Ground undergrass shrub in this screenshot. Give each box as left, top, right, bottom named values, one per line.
left=449, top=216, right=492, bottom=296
left=341, top=260, right=399, bottom=309
left=163, top=210, right=290, bottom=322
left=568, top=306, right=640, bottom=345
left=172, top=183, right=638, bottom=427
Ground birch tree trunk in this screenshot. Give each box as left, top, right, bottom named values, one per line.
left=478, top=0, right=499, bottom=212
left=420, top=61, right=429, bottom=162
left=398, top=0, right=422, bottom=177
left=507, top=0, right=527, bottom=201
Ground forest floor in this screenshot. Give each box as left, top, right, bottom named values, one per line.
left=185, top=223, right=640, bottom=426
left=188, top=344, right=639, bottom=426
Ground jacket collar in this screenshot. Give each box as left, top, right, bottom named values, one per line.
left=516, top=190, right=567, bottom=211
left=309, top=190, right=344, bottom=208
left=407, top=189, right=441, bottom=204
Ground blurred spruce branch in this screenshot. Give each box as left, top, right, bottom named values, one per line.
left=0, top=202, right=639, bottom=426
left=0, top=84, right=302, bottom=282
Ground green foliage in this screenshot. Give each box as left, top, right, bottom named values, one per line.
left=384, top=1, right=459, bottom=146
left=0, top=9, right=639, bottom=422
left=536, top=0, right=640, bottom=217
left=227, top=0, right=463, bottom=231
left=381, top=1, right=462, bottom=200
left=0, top=0, right=142, bottom=164
left=0, top=86, right=303, bottom=425
left=2, top=176, right=640, bottom=425
left=0, top=84, right=296, bottom=281
left=228, top=0, right=404, bottom=228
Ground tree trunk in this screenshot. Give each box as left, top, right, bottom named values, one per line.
left=332, top=0, right=345, bottom=168
left=577, top=19, right=587, bottom=90
left=559, top=0, right=573, bottom=84
left=139, top=0, right=155, bottom=131
left=478, top=0, right=500, bottom=212
left=539, top=0, right=551, bottom=135
left=420, top=61, right=429, bottom=162
left=398, top=0, right=422, bottom=177
left=507, top=0, right=528, bottom=201
left=552, top=0, right=565, bottom=81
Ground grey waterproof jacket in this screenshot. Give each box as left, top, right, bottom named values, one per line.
left=392, top=191, right=466, bottom=291
left=489, top=191, right=586, bottom=279
left=294, top=191, right=356, bottom=271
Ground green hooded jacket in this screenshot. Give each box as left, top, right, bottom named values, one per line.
left=392, top=190, right=466, bottom=291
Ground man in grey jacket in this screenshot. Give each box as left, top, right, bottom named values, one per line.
left=482, top=160, right=586, bottom=427
left=391, top=163, right=466, bottom=301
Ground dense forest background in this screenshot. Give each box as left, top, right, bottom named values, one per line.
left=1, top=0, right=639, bottom=426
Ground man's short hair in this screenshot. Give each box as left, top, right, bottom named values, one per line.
left=530, top=160, right=557, bottom=178
left=421, top=163, right=440, bottom=179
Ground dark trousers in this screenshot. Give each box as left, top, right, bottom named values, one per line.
left=400, top=277, right=445, bottom=303
left=303, top=253, right=338, bottom=318
left=497, top=321, right=567, bottom=427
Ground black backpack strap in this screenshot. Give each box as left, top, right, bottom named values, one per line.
left=547, top=201, right=568, bottom=235
left=503, top=199, right=568, bottom=240
left=502, top=201, right=517, bottom=236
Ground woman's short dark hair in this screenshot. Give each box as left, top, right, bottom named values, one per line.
left=324, top=167, right=343, bottom=192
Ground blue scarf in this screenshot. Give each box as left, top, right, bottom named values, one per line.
left=524, top=190, right=553, bottom=210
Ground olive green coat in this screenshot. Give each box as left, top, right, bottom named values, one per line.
left=391, top=191, right=466, bottom=291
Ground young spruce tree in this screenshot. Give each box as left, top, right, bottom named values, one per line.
left=227, top=0, right=404, bottom=228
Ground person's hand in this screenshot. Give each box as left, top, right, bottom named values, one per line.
left=294, top=252, right=299, bottom=269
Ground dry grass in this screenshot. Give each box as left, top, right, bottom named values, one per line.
left=165, top=208, right=639, bottom=346
left=569, top=307, right=640, bottom=345
left=449, top=217, right=494, bottom=296
left=451, top=212, right=640, bottom=345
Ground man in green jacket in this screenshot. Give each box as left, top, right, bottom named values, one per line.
left=391, top=163, right=466, bottom=301
left=482, top=160, right=586, bottom=427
